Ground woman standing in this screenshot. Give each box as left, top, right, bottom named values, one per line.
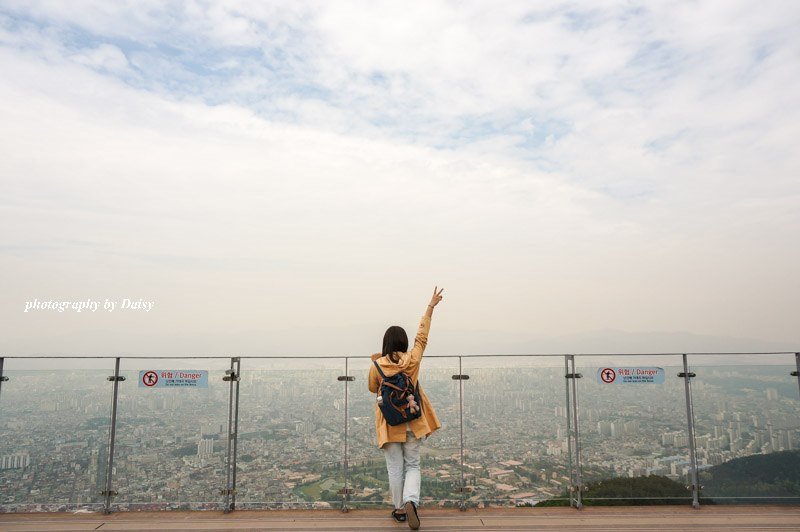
left=368, top=287, right=444, bottom=530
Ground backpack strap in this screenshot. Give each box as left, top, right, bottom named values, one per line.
left=373, top=359, right=387, bottom=379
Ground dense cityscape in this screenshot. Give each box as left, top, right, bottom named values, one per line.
left=1, top=358, right=798, bottom=512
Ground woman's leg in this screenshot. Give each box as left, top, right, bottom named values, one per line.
left=401, top=430, right=422, bottom=506
left=382, top=442, right=405, bottom=509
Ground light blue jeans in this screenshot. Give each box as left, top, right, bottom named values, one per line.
left=382, top=430, right=421, bottom=509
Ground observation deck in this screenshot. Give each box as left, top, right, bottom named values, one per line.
left=2, top=506, right=800, bottom=531
left=1, top=352, right=798, bottom=528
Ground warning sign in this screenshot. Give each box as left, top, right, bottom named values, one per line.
left=596, top=367, right=664, bottom=384
left=138, top=370, right=209, bottom=388
left=142, top=371, right=159, bottom=387
left=600, top=368, right=616, bottom=383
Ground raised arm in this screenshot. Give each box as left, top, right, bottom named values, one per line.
left=409, top=286, right=444, bottom=366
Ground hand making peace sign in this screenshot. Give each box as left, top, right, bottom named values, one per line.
left=428, top=286, right=444, bottom=308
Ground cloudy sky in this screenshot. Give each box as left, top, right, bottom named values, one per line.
left=1, top=1, right=798, bottom=357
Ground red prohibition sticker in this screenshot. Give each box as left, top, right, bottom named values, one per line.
left=142, top=371, right=159, bottom=387
left=599, top=368, right=617, bottom=383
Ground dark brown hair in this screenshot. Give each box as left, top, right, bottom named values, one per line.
left=382, top=326, right=408, bottom=363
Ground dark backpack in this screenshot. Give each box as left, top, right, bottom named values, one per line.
left=373, top=360, right=423, bottom=426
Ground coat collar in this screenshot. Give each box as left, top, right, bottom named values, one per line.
left=370, top=351, right=412, bottom=376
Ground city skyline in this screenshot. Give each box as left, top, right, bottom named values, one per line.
left=2, top=357, right=798, bottom=511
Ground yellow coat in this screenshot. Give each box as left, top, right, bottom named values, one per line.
left=368, top=315, right=442, bottom=448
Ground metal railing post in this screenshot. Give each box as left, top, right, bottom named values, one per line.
left=564, top=355, right=574, bottom=508
left=456, top=356, right=468, bottom=510
left=231, top=358, right=241, bottom=510
left=793, top=353, right=800, bottom=398
left=0, top=358, right=7, bottom=403
left=222, top=357, right=240, bottom=512
left=566, top=355, right=584, bottom=509
left=343, top=357, right=350, bottom=512
left=680, top=354, right=701, bottom=509
left=338, top=358, right=355, bottom=511
left=102, top=357, right=124, bottom=514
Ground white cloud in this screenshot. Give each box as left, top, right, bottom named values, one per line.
left=71, top=43, right=129, bottom=73
left=0, top=1, right=798, bottom=353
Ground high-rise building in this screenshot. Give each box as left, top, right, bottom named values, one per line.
left=597, top=421, right=613, bottom=437
left=1, top=452, right=30, bottom=470
left=662, top=431, right=687, bottom=447
left=197, top=438, right=214, bottom=458
left=767, top=422, right=775, bottom=452
left=624, top=421, right=640, bottom=435
left=766, top=388, right=779, bottom=401
left=200, top=423, right=223, bottom=437
left=778, top=430, right=790, bottom=451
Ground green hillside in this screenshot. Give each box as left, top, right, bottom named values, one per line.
left=537, top=451, right=800, bottom=506
left=700, top=450, right=800, bottom=502
left=536, top=475, right=697, bottom=506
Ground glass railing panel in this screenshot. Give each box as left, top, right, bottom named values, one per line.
left=0, top=358, right=113, bottom=512
left=463, top=356, right=569, bottom=507
left=235, top=358, right=344, bottom=509
left=346, top=355, right=462, bottom=509
left=114, top=358, right=230, bottom=510
left=575, top=355, right=691, bottom=504
left=689, top=353, right=800, bottom=503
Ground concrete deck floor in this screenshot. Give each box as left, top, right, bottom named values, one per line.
left=1, top=506, right=799, bottom=531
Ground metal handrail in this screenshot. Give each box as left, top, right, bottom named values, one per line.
left=2, top=351, right=797, bottom=359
